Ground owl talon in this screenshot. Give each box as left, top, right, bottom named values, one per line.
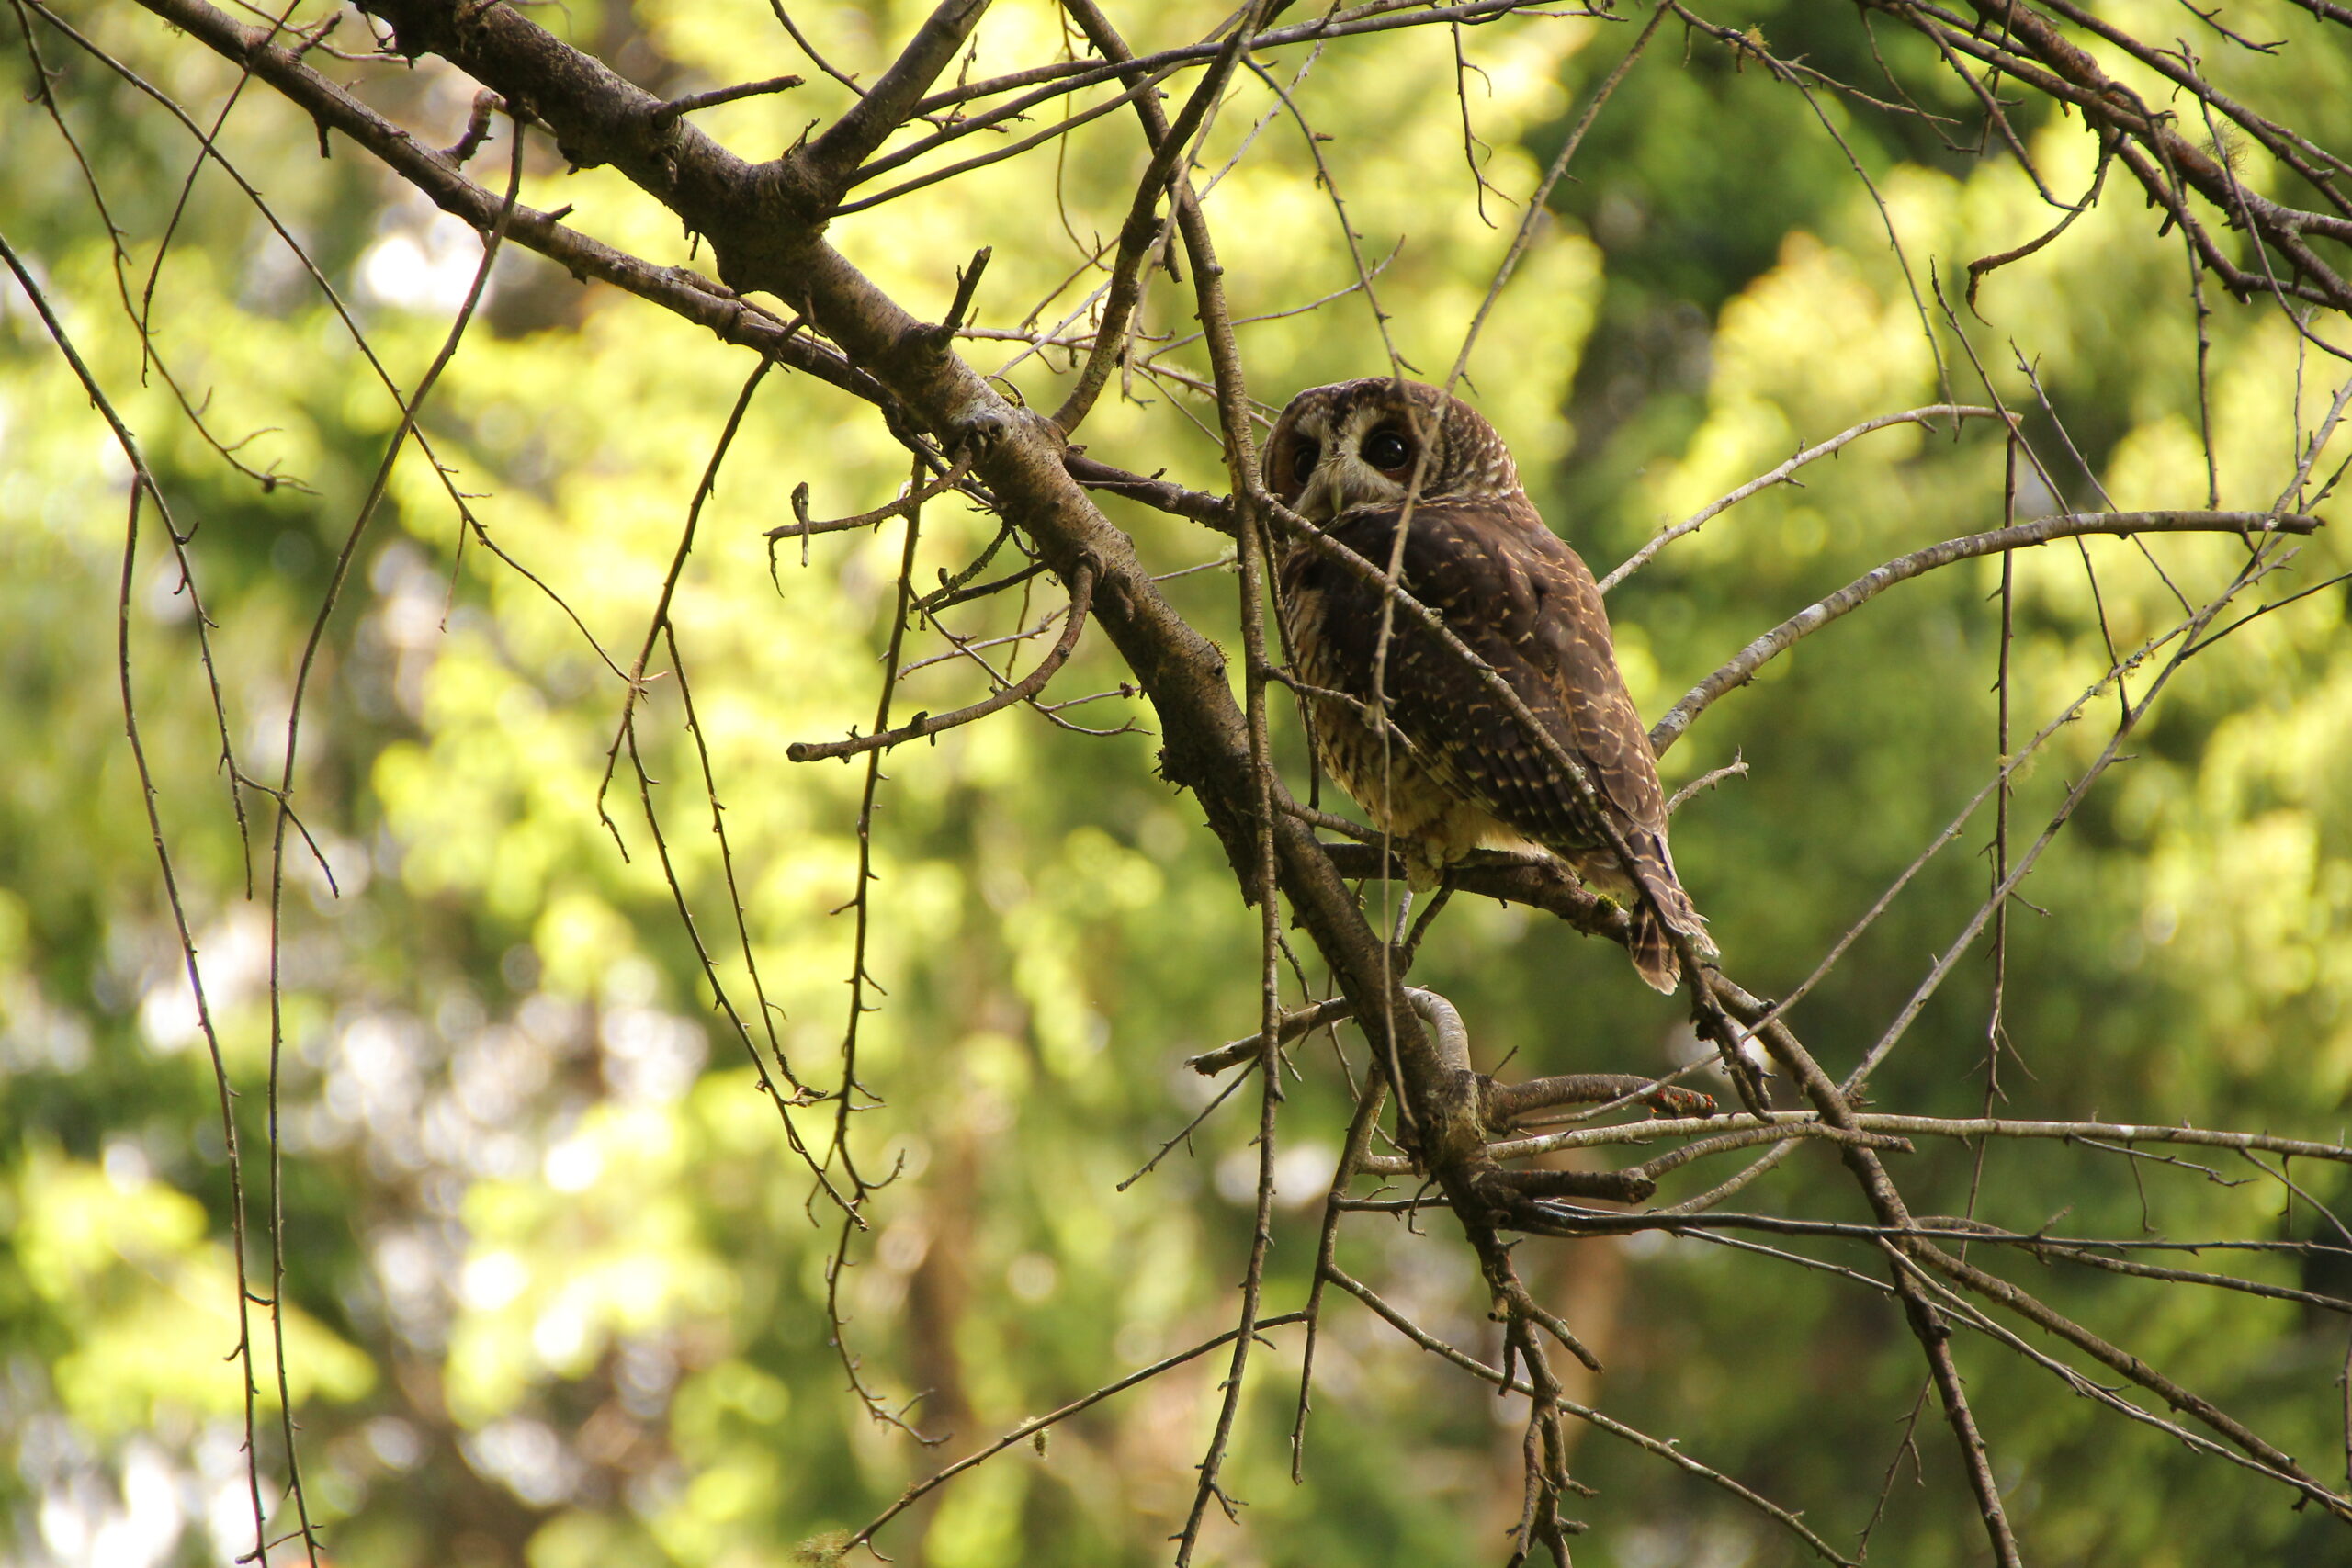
left=956, top=404, right=1018, bottom=452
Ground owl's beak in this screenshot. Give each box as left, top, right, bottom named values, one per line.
left=1294, top=459, right=1338, bottom=522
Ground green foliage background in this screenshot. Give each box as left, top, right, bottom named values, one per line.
left=2, top=3, right=2348, bottom=1564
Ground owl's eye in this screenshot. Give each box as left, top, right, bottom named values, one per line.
left=1363, top=427, right=1412, bottom=470
left=1289, top=439, right=1319, bottom=485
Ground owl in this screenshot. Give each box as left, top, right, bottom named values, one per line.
left=1266, top=378, right=1712, bottom=993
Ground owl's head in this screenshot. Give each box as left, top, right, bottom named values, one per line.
left=1262, top=378, right=1521, bottom=521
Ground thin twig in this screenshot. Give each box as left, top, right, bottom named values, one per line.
left=845, top=1314, right=1309, bottom=1551
left=1599, top=406, right=2006, bottom=594
left=1328, top=1268, right=1858, bottom=1565
left=1652, top=511, right=2323, bottom=754
left=785, top=562, right=1094, bottom=760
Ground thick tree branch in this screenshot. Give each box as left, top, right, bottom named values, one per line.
left=241, top=0, right=1470, bottom=1197
left=802, top=0, right=991, bottom=193
left=130, top=0, right=888, bottom=405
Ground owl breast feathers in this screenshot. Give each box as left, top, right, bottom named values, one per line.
left=1265, top=378, right=1712, bottom=993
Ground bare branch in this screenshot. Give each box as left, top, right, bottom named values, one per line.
left=1652, top=511, right=2323, bottom=754
left=1600, top=406, right=2006, bottom=592
left=802, top=0, right=992, bottom=193
left=786, top=563, right=1095, bottom=761
left=1328, top=1268, right=1860, bottom=1566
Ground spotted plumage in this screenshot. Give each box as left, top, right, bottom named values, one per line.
left=1267, top=378, right=1712, bottom=993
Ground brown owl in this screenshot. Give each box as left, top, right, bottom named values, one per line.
left=1267, top=378, right=1712, bottom=993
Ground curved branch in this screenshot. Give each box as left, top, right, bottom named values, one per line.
left=1598, top=405, right=2006, bottom=594
left=1652, top=510, right=2323, bottom=754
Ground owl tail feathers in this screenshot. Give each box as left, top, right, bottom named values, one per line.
left=1627, top=888, right=1717, bottom=997
left=1628, top=909, right=1681, bottom=995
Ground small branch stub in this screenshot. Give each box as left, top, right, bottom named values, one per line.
left=650, top=75, right=805, bottom=130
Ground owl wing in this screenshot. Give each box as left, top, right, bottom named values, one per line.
left=1307, top=496, right=1668, bottom=851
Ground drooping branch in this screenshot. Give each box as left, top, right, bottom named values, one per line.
left=1910, top=1236, right=2352, bottom=1517
left=1326, top=1266, right=1861, bottom=1567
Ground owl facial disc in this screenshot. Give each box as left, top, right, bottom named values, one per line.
left=1263, top=378, right=1520, bottom=521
